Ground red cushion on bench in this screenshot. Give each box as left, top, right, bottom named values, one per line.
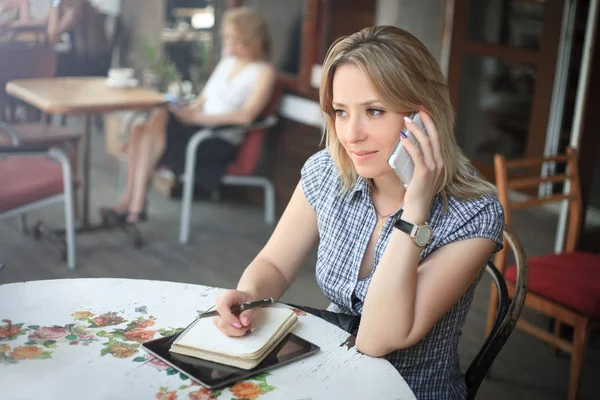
left=0, top=156, right=67, bottom=213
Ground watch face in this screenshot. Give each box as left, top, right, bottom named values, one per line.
left=415, top=224, right=433, bottom=247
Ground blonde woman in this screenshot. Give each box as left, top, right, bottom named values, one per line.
left=102, top=7, right=276, bottom=223
left=213, top=26, right=504, bottom=399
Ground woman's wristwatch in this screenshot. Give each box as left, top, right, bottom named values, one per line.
left=393, top=213, right=433, bottom=247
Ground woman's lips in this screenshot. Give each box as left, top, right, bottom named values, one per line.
left=351, top=150, right=378, bottom=162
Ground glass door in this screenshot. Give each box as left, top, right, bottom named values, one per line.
left=447, top=0, right=566, bottom=180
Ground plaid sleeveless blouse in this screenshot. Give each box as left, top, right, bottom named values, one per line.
left=301, top=149, right=504, bottom=400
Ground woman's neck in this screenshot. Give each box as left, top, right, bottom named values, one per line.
left=371, top=172, right=406, bottom=213
left=232, top=55, right=256, bottom=64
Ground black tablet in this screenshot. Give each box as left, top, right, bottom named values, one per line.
left=141, top=333, right=320, bottom=390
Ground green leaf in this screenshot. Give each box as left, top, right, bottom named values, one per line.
left=166, top=368, right=178, bottom=376
left=27, top=325, right=40, bottom=330
left=213, top=390, right=222, bottom=397
left=179, top=372, right=189, bottom=380
left=24, top=340, right=37, bottom=346
left=65, top=334, right=78, bottom=341
left=259, top=383, right=275, bottom=393
left=43, top=340, right=56, bottom=347
left=0, top=354, right=17, bottom=365
left=159, top=386, right=168, bottom=392
left=100, top=347, right=111, bottom=356
left=39, top=351, right=53, bottom=360
left=96, top=331, right=106, bottom=337
left=251, top=372, right=270, bottom=381
left=132, top=356, right=146, bottom=362
left=178, top=385, right=189, bottom=390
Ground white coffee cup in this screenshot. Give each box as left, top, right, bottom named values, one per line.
left=108, top=68, right=134, bottom=82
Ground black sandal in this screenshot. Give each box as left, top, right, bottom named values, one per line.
left=99, top=207, right=128, bottom=222
left=126, top=210, right=148, bottom=224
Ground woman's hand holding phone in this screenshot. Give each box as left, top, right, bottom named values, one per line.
left=400, top=110, right=444, bottom=223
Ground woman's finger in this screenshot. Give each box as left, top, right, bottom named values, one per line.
left=215, top=295, right=244, bottom=329
left=238, top=309, right=255, bottom=328
left=404, top=116, right=435, bottom=170
left=418, top=110, right=444, bottom=169
left=213, top=316, right=253, bottom=337
left=400, top=131, right=426, bottom=171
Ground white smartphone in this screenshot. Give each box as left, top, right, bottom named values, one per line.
left=387, top=112, right=428, bottom=187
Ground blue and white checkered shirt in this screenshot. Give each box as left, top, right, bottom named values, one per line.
left=301, top=149, right=504, bottom=400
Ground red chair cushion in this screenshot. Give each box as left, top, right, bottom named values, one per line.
left=505, top=251, right=600, bottom=319
left=0, top=156, right=66, bottom=214
left=227, top=128, right=266, bottom=176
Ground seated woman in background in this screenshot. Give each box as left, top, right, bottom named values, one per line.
left=20, top=0, right=110, bottom=77
left=102, top=6, right=276, bottom=223
left=211, top=26, right=504, bottom=400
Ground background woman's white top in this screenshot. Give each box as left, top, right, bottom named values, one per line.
left=202, top=56, right=268, bottom=145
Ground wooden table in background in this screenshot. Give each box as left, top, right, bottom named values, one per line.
left=0, top=278, right=415, bottom=399
left=6, top=77, right=167, bottom=229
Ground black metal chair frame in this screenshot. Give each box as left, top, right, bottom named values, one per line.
left=465, top=230, right=529, bottom=399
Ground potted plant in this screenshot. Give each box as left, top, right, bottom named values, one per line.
left=136, top=36, right=181, bottom=92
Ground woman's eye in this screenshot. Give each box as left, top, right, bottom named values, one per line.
left=367, top=108, right=384, bottom=117
left=334, top=109, right=347, bottom=117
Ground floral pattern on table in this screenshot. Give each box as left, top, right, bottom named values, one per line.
left=2, top=305, right=302, bottom=398
left=0, top=308, right=173, bottom=365
left=154, top=372, right=275, bottom=400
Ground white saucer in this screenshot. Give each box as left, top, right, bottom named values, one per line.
left=106, top=77, right=139, bottom=88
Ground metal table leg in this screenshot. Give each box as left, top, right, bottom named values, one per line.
left=82, top=114, right=91, bottom=227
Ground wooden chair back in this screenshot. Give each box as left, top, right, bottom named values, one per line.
left=493, top=146, right=582, bottom=271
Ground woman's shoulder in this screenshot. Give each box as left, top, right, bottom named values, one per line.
left=303, top=149, right=335, bottom=175
left=256, top=62, right=277, bottom=82
left=301, top=149, right=337, bottom=210
left=429, top=192, right=505, bottom=254
left=443, top=193, right=504, bottom=224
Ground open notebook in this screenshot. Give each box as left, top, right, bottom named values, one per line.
left=170, top=307, right=298, bottom=370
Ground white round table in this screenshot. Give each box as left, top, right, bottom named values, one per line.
left=0, top=279, right=415, bottom=400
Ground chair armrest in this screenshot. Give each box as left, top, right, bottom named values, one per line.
left=249, top=115, right=278, bottom=130
left=206, top=115, right=278, bottom=132
left=0, top=25, right=48, bottom=43
left=0, top=146, right=51, bottom=156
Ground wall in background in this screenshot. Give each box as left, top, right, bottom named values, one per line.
left=375, top=0, right=447, bottom=65
left=120, top=0, right=165, bottom=71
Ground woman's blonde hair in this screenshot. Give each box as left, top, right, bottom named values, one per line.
left=222, top=7, right=271, bottom=61
left=320, top=26, right=497, bottom=208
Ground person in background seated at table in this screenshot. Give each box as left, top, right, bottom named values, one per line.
left=0, top=0, right=30, bottom=28
left=211, top=26, right=505, bottom=400
left=17, top=0, right=110, bottom=77
left=101, top=6, right=276, bottom=223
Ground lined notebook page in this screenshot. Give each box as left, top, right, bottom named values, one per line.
left=173, top=307, right=295, bottom=359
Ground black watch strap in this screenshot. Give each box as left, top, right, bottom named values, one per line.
left=393, top=215, right=414, bottom=234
